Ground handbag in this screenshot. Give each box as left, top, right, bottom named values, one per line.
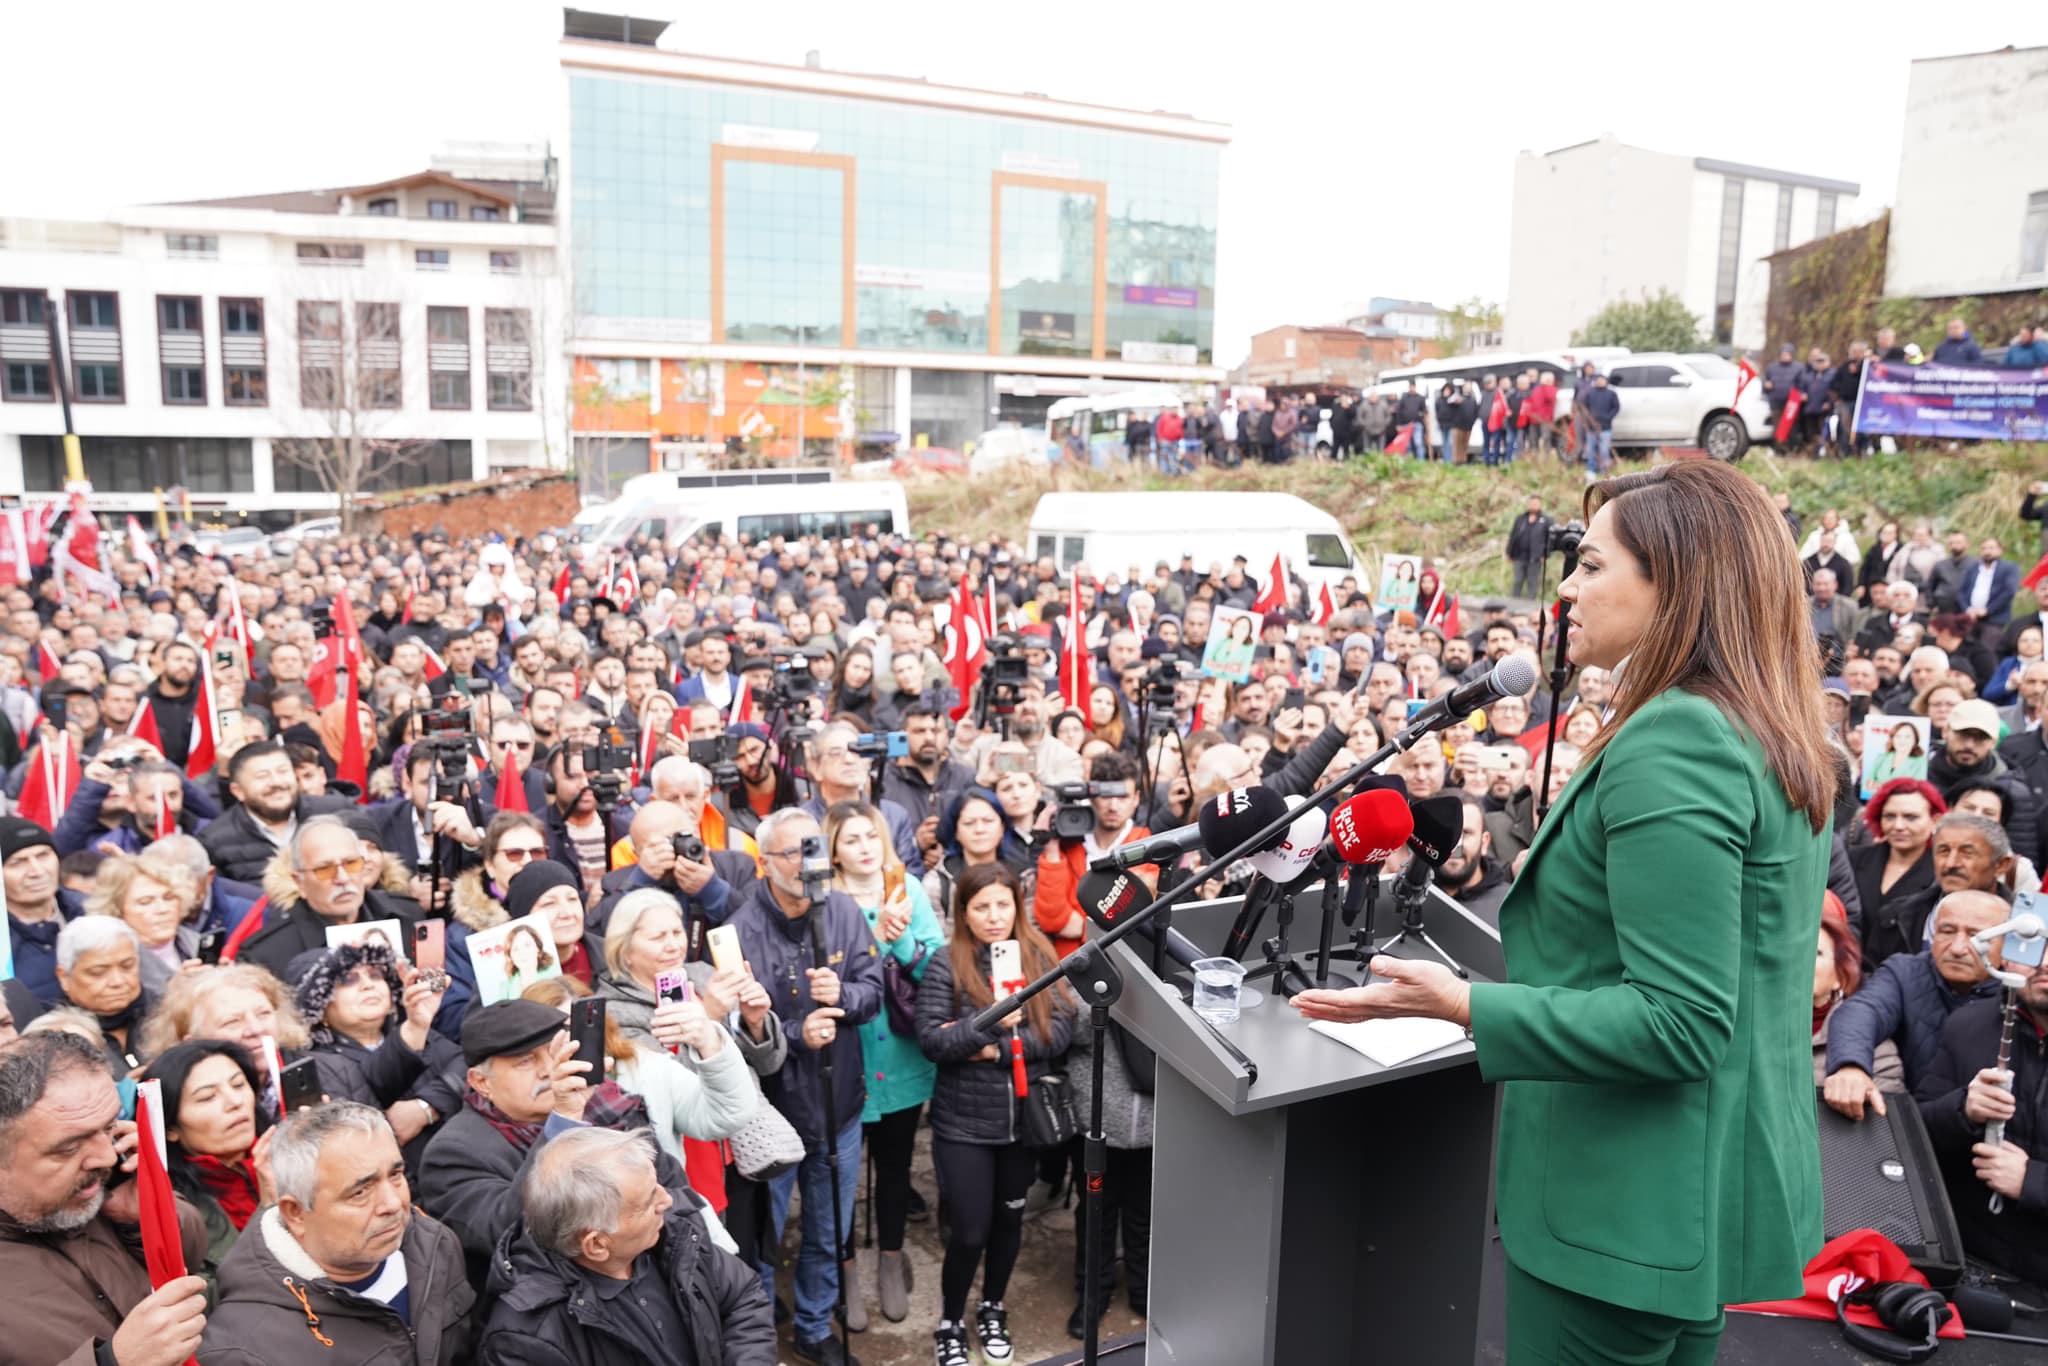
left=726, top=1096, right=806, bottom=1182
left=882, top=941, right=931, bottom=1036
left=1020, top=1070, right=1080, bottom=1149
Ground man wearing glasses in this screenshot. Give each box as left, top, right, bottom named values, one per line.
left=799, top=721, right=924, bottom=876
left=481, top=718, right=545, bottom=814
left=237, top=814, right=421, bottom=983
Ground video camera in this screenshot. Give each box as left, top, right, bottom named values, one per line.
left=798, top=832, right=832, bottom=904
left=418, top=705, right=474, bottom=803
left=581, top=728, right=636, bottom=813
left=976, top=633, right=1030, bottom=733
left=1142, top=656, right=1189, bottom=728
left=687, top=734, right=742, bottom=791
left=1050, top=779, right=1133, bottom=841
left=1546, top=519, right=1586, bottom=558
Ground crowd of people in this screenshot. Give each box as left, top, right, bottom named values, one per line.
left=1, top=467, right=2044, bottom=1366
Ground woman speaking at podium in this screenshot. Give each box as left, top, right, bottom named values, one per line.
left=1294, top=461, right=1832, bottom=1364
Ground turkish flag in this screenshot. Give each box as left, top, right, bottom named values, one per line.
left=944, top=579, right=986, bottom=722
left=1315, top=582, right=1337, bottom=626
left=728, top=681, right=757, bottom=727
left=1734, top=355, right=1759, bottom=408
left=129, top=698, right=164, bottom=751
left=1252, top=553, right=1288, bottom=616
left=552, top=562, right=572, bottom=603
left=17, top=734, right=80, bottom=832
left=185, top=659, right=221, bottom=780
left=1774, top=389, right=1805, bottom=445
left=420, top=642, right=446, bottom=681
left=1384, top=426, right=1412, bottom=456
left=336, top=665, right=368, bottom=799
left=33, top=640, right=62, bottom=682
left=1060, top=575, right=1091, bottom=707
left=132, top=1080, right=195, bottom=1364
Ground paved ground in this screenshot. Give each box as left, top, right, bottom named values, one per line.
left=768, top=1122, right=1146, bottom=1366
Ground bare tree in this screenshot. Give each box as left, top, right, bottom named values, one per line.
left=276, top=278, right=432, bottom=533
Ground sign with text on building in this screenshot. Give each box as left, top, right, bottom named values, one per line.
left=1020, top=311, right=1077, bottom=344
left=854, top=264, right=990, bottom=294
left=1121, top=340, right=1199, bottom=366
left=1852, top=359, right=2048, bottom=442
left=720, top=124, right=820, bottom=152
left=1122, top=284, right=1199, bottom=308
left=1001, top=150, right=1082, bottom=179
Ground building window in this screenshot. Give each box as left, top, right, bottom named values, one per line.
left=415, top=249, right=450, bottom=270
left=297, top=300, right=342, bottom=407
left=489, top=251, right=520, bottom=273
left=21, top=434, right=254, bottom=493
left=484, top=307, right=531, bottom=410
left=0, top=288, right=53, bottom=402
left=1712, top=177, right=1745, bottom=346
left=220, top=297, right=266, bottom=406
left=166, top=234, right=218, bottom=258
left=67, top=291, right=123, bottom=403
left=157, top=294, right=205, bottom=406
left=427, top=305, right=470, bottom=410
left=296, top=242, right=365, bottom=266
left=273, top=438, right=470, bottom=493
left=427, top=200, right=458, bottom=220
left=1816, top=192, right=1839, bottom=238
left=589, top=357, right=650, bottom=399
left=366, top=198, right=398, bottom=217
left=356, top=302, right=401, bottom=408
left=469, top=205, right=502, bottom=221
left=2023, top=191, right=2048, bottom=278
left=1774, top=185, right=1794, bottom=252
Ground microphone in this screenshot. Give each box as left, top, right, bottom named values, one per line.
left=1400, top=656, right=1539, bottom=738
left=1078, top=868, right=1204, bottom=969
left=1221, top=804, right=1330, bottom=960
left=1091, top=785, right=1289, bottom=871
left=1398, top=794, right=1465, bottom=899
left=1327, top=786, right=1415, bottom=867
left=1335, top=776, right=1409, bottom=927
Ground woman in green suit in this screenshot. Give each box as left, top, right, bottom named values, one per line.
left=1294, top=461, right=1835, bottom=1363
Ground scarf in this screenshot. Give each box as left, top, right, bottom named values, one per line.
left=559, top=941, right=593, bottom=987
left=184, top=1151, right=262, bottom=1231
left=80, top=991, right=148, bottom=1041
left=463, top=1080, right=650, bottom=1151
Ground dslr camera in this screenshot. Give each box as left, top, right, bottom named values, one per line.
left=1546, top=518, right=1586, bottom=558
left=1050, top=779, right=1133, bottom=841
left=670, top=832, right=707, bottom=864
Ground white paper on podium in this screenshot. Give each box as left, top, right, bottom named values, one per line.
left=1306, top=1016, right=1467, bottom=1067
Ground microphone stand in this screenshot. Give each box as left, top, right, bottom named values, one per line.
left=1311, top=868, right=1357, bottom=988
left=1238, top=867, right=1316, bottom=996
left=809, top=899, right=853, bottom=1357
left=1378, top=863, right=1469, bottom=977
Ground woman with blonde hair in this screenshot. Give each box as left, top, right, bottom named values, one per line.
left=138, top=962, right=313, bottom=1114
left=86, top=852, right=201, bottom=995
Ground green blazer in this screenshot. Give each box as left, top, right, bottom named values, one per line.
left=1467, top=688, right=1827, bottom=1321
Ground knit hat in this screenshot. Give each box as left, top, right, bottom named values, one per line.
left=292, top=937, right=403, bottom=1024
left=505, top=860, right=580, bottom=923
left=1342, top=633, right=1373, bottom=655
left=0, top=816, right=56, bottom=865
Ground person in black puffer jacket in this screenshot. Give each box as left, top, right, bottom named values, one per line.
left=917, top=863, right=1076, bottom=1366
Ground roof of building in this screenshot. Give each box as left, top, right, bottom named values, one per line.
left=1528, top=135, right=1858, bottom=196
left=167, top=169, right=552, bottom=220
left=1909, top=42, right=2048, bottom=64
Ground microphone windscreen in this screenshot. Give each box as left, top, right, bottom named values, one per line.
left=1329, top=788, right=1414, bottom=866
left=1491, top=654, right=1539, bottom=700
left=1195, top=785, right=1290, bottom=859
left=1078, top=868, right=1147, bottom=932
left=1247, top=805, right=1327, bottom=882
left=1352, top=772, right=1409, bottom=801
left=1407, top=794, right=1466, bottom=868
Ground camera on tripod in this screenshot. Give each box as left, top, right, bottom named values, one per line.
left=419, top=707, right=475, bottom=803
left=686, top=735, right=742, bottom=791
left=851, top=731, right=907, bottom=761
left=975, top=634, right=1030, bottom=732
left=581, top=730, right=636, bottom=812
left=765, top=649, right=819, bottom=706
left=1142, top=657, right=1187, bottom=728
left=1050, top=779, right=1132, bottom=841
left=1546, top=519, right=1586, bottom=558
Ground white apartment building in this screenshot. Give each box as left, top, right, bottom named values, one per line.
left=0, top=149, right=567, bottom=525
left=1886, top=44, right=2048, bottom=300
left=1506, top=134, right=1860, bottom=353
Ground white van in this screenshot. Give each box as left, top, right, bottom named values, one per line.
left=1026, top=491, right=1360, bottom=591
left=585, top=475, right=911, bottom=552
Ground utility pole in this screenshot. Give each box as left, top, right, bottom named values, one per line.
left=42, top=292, right=82, bottom=483
left=796, top=316, right=807, bottom=464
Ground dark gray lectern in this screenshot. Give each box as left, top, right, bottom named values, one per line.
left=1111, top=883, right=1504, bottom=1366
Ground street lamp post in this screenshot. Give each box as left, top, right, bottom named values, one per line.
left=42, top=292, right=83, bottom=483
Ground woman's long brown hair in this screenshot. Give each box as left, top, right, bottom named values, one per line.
left=1580, top=462, right=1835, bottom=833
left=947, top=862, right=1063, bottom=1045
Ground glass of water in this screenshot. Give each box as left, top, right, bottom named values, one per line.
left=1190, top=957, right=1248, bottom=1025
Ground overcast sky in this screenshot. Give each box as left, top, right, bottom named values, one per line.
left=6, top=1, right=2041, bottom=363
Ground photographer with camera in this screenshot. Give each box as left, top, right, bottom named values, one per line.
left=1032, top=750, right=1155, bottom=961
left=589, top=800, right=749, bottom=947
left=881, top=703, right=975, bottom=866
left=801, top=721, right=926, bottom=877
left=56, top=741, right=217, bottom=857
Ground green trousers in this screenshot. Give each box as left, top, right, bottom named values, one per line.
left=1506, top=1260, right=1726, bottom=1365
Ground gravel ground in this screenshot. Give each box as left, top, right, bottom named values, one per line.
left=767, top=1122, right=1147, bottom=1366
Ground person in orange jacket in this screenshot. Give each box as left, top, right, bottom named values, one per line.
left=1032, top=750, right=1156, bottom=959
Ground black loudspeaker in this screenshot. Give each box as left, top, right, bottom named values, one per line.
left=1815, top=1090, right=1965, bottom=1288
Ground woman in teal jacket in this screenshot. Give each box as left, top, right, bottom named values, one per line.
left=1295, top=461, right=1836, bottom=1364
left=827, top=799, right=945, bottom=1327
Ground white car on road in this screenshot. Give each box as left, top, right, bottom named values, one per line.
left=1601, top=352, right=1772, bottom=460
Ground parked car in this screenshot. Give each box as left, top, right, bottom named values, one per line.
left=270, top=516, right=340, bottom=551
left=1601, top=352, right=1772, bottom=460
left=194, top=526, right=271, bottom=558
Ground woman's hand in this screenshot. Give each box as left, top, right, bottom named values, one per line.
left=974, top=1043, right=1000, bottom=1062
left=652, top=998, right=717, bottom=1055
left=876, top=889, right=913, bottom=944
left=1289, top=956, right=1471, bottom=1027
left=397, top=965, right=446, bottom=1051
left=734, top=968, right=772, bottom=1037
left=251, top=1127, right=279, bottom=1208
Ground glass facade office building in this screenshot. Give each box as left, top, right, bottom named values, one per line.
left=562, top=43, right=1226, bottom=458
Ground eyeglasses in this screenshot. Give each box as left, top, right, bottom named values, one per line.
left=497, top=845, right=546, bottom=864
left=300, top=857, right=365, bottom=884
left=498, top=740, right=535, bottom=752
left=762, top=847, right=805, bottom=862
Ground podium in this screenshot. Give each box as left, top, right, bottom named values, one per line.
left=1111, top=882, right=1504, bottom=1366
